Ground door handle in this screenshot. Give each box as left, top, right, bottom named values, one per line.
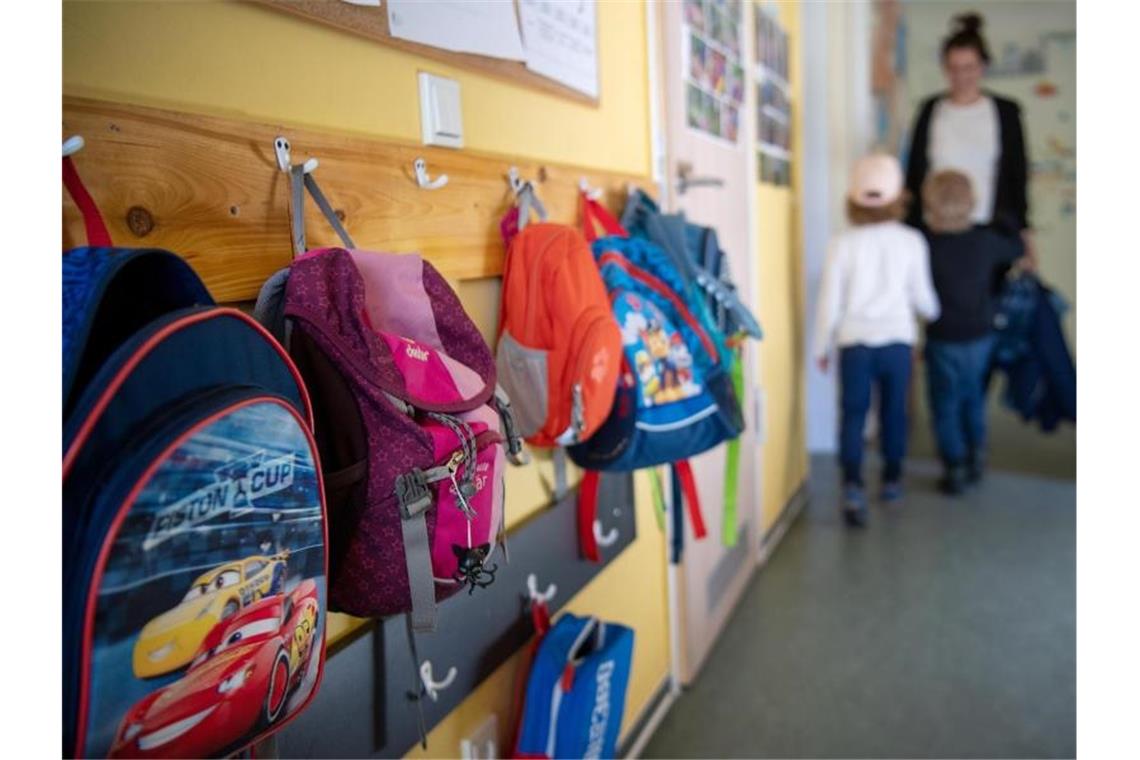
left=676, top=161, right=725, bottom=195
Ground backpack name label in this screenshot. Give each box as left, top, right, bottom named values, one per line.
left=143, top=453, right=295, bottom=550
left=584, top=659, right=615, bottom=759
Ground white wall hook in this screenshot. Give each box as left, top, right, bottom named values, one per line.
left=526, top=573, right=557, bottom=604
left=274, top=136, right=319, bottom=175
left=594, top=520, right=619, bottom=547
left=274, top=136, right=292, bottom=173
left=63, top=136, right=85, bottom=158
left=413, top=157, right=449, bottom=190
left=419, top=660, right=458, bottom=702
left=578, top=177, right=603, bottom=201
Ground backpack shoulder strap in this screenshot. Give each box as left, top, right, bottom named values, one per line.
left=63, top=156, right=111, bottom=247
left=580, top=193, right=628, bottom=243
left=290, top=165, right=356, bottom=256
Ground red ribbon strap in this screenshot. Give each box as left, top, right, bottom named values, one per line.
left=578, top=469, right=602, bottom=562
left=674, top=459, right=707, bottom=540
left=579, top=193, right=628, bottom=243
left=63, top=156, right=112, bottom=247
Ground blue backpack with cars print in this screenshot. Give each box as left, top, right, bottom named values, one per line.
left=62, top=155, right=329, bottom=758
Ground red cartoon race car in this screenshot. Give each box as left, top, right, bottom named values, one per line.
left=110, top=580, right=321, bottom=758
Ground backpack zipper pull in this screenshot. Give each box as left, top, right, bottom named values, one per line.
left=447, top=451, right=476, bottom=519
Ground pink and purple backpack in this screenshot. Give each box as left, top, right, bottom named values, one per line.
left=257, top=165, right=522, bottom=632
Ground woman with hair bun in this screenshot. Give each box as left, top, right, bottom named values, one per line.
left=904, top=12, right=1037, bottom=262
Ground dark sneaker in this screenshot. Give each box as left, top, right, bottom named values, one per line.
left=966, top=455, right=985, bottom=485
left=939, top=465, right=967, bottom=496
left=842, top=484, right=868, bottom=527
left=881, top=481, right=903, bottom=504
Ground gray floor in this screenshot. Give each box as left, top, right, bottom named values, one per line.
left=644, top=456, right=1076, bottom=759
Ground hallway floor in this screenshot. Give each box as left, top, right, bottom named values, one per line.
left=643, top=456, right=1076, bottom=759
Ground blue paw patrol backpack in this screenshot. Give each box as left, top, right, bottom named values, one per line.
left=514, top=613, right=634, bottom=760
left=62, top=155, right=329, bottom=758
left=568, top=194, right=744, bottom=561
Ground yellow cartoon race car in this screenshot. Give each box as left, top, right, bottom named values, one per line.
left=132, top=552, right=289, bottom=679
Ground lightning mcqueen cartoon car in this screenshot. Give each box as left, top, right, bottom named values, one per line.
left=132, top=552, right=289, bottom=679
left=110, top=580, right=321, bottom=759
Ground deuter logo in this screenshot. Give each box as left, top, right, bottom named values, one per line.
left=405, top=343, right=430, bottom=362
left=584, top=660, right=615, bottom=759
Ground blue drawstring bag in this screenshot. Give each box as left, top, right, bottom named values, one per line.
left=515, top=614, right=634, bottom=759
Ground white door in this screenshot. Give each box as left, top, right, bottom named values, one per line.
left=656, top=0, right=760, bottom=684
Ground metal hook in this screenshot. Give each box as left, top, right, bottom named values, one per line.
left=419, top=660, right=457, bottom=702
left=526, top=573, right=557, bottom=604
left=578, top=177, right=603, bottom=201
left=63, top=136, right=85, bottom=158
left=594, top=520, right=619, bottom=548
left=413, top=157, right=449, bottom=190
left=274, top=136, right=318, bottom=175
left=507, top=166, right=526, bottom=196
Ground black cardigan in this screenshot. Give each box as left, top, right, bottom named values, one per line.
left=904, top=91, right=1030, bottom=233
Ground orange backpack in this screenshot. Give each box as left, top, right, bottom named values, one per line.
left=496, top=199, right=621, bottom=450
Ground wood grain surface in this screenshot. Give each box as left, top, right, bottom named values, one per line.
left=63, top=96, right=647, bottom=302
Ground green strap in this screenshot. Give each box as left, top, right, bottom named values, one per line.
left=648, top=467, right=667, bottom=532
left=722, top=347, right=746, bottom=547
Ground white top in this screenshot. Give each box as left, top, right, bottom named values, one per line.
left=812, top=221, right=940, bottom=361
left=929, top=95, right=1000, bottom=224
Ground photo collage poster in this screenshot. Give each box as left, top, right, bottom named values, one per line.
left=684, top=0, right=745, bottom=143
left=755, top=3, right=792, bottom=186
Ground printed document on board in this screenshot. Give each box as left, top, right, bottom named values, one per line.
left=518, top=0, right=599, bottom=98
left=386, top=0, right=525, bottom=61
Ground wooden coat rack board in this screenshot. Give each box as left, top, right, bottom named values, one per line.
left=62, top=96, right=646, bottom=304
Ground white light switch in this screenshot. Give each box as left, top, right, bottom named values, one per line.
left=419, top=72, right=464, bottom=149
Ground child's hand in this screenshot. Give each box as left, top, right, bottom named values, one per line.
left=817, top=356, right=829, bottom=373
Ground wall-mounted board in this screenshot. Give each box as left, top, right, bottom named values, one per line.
left=63, top=96, right=649, bottom=303
left=248, top=0, right=600, bottom=105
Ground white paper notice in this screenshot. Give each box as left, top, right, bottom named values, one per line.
left=386, top=1, right=525, bottom=61
left=518, top=0, right=599, bottom=98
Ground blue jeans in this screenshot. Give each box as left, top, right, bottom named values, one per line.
left=924, top=334, right=996, bottom=466
left=839, top=343, right=912, bottom=485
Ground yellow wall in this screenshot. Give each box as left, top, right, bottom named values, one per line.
left=756, top=0, right=809, bottom=532
left=62, top=0, right=650, bottom=177
left=63, top=1, right=669, bottom=756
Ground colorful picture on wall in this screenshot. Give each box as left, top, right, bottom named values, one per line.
left=690, top=32, right=709, bottom=82
left=723, top=104, right=740, bottom=142
left=709, top=49, right=728, bottom=94
left=684, top=0, right=744, bottom=142
left=684, top=0, right=707, bottom=32
left=727, top=61, right=745, bottom=103
left=754, top=3, right=793, bottom=185
left=687, top=83, right=709, bottom=132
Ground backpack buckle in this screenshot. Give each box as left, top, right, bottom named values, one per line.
left=396, top=469, right=433, bottom=519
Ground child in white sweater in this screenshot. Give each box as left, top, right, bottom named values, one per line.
left=813, top=154, right=940, bottom=526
